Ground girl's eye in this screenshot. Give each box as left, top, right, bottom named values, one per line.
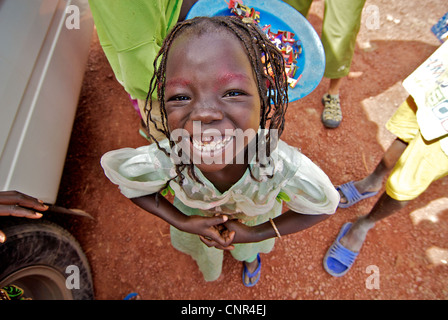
left=224, top=90, right=245, bottom=97
left=168, top=95, right=190, bottom=102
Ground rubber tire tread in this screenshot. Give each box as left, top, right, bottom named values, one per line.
left=0, top=218, right=94, bottom=299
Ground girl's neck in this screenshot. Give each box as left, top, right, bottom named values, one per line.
left=201, top=162, right=249, bottom=194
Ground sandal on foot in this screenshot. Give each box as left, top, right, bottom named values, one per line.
left=323, top=223, right=359, bottom=277
left=321, top=93, right=342, bottom=128
left=242, top=254, right=261, bottom=287
left=123, top=292, right=140, bottom=300
left=337, top=181, right=379, bottom=208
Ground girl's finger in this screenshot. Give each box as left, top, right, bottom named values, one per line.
left=199, top=235, right=234, bottom=250
left=221, top=230, right=236, bottom=244
left=205, top=214, right=228, bottom=227
left=199, top=235, right=215, bottom=247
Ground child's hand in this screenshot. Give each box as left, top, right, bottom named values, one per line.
left=199, top=225, right=236, bottom=251
left=184, top=215, right=235, bottom=250
left=200, top=217, right=258, bottom=247
left=223, top=218, right=255, bottom=244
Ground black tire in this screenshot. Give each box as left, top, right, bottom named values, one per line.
left=0, top=219, right=94, bottom=300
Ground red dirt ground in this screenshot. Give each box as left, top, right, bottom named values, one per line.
left=57, top=0, right=448, bottom=299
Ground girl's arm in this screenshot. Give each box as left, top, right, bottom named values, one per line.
left=130, top=194, right=235, bottom=248
left=224, top=210, right=331, bottom=243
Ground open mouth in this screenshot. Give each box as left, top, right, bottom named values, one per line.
left=191, top=135, right=233, bottom=154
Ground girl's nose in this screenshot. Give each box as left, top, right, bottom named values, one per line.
left=190, top=104, right=224, bottom=124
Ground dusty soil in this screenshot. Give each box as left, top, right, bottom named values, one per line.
left=57, top=0, right=448, bottom=299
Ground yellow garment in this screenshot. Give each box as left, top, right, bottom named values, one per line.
left=385, top=96, right=448, bottom=201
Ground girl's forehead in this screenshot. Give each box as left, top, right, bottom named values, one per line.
left=172, top=28, right=243, bottom=53
left=165, top=29, right=259, bottom=98
left=168, top=30, right=252, bottom=70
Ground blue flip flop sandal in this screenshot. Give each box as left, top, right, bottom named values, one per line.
left=337, top=181, right=379, bottom=208
left=323, top=223, right=359, bottom=277
left=123, top=292, right=140, bottom=300
left=242, top=254, right=261, bottom=287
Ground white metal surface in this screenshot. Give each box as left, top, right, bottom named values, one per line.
left=0, top=0, right=93, bottom=203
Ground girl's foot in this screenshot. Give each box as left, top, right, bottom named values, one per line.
left=242, top=254, right=261, bottom=287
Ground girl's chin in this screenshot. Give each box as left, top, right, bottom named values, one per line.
left=194, top=162, right=229, bottom=173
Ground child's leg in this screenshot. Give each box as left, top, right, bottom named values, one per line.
left=339, top=116, right=448, bottom=252
left=339, top=138, right=407, bottom=205
left=328, top=77, right=343, bottom=95
left=340, top=96, right=418, bottom=204
left=339, top=192, right=408, bottom=252
left=325, top=96, right=448, bottom=276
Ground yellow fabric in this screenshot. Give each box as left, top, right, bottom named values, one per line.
left=385, top=97, right=448, bottom=201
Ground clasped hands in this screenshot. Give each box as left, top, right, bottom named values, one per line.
left=183, top=214, right=253, bottom=250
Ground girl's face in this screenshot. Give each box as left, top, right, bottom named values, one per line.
left=164, top=30, right=261, bottom=173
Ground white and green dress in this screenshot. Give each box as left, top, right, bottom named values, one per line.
left=101, top=139, right=339, bottom=281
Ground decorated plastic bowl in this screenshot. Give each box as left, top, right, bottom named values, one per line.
left=186, top=0, right=325, bottom=102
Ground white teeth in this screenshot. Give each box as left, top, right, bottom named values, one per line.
left=192, top=136, right=232, bottom=153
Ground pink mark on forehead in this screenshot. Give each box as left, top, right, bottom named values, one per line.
left=213, top=72, right=250, bottom=90
left=166, top=78, right=191, bottom=88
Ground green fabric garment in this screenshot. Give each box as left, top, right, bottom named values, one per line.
left=88, top=0, right=182, bottom=100
left=284, top=0, right=366, bottom=78
left=101, top=137, right=339, bottom=281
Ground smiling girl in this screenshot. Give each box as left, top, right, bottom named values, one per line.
left=101, top=16, right=339, bottom=286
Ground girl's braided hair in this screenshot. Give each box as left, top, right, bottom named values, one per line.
left=144, top=15, right=288, bottom=187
